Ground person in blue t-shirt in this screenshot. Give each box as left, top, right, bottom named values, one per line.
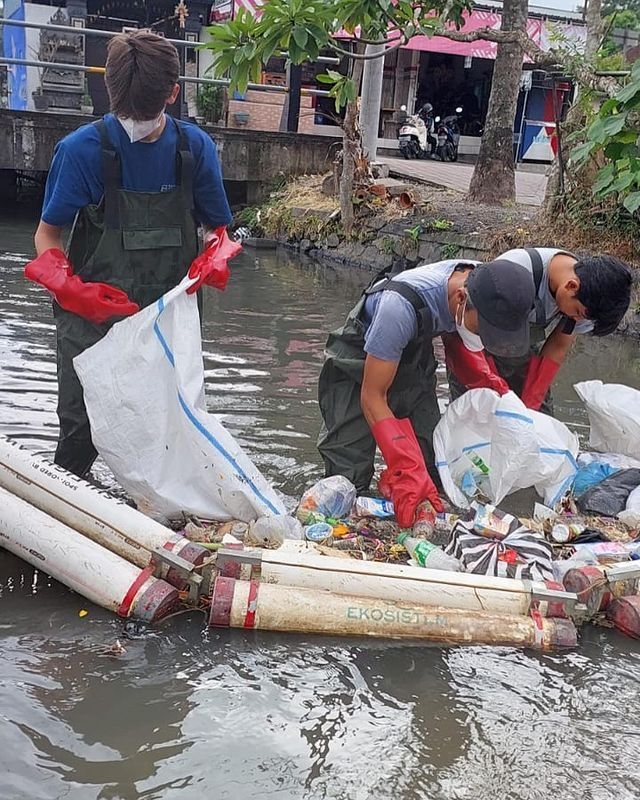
left=24, top=30, right=239, bottom=477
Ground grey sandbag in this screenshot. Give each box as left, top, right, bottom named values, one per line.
left=575, top=468, right=640, bottom=517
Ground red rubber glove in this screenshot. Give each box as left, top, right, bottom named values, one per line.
left=372, top=417, right=444, bottom=527
left=24, top=248, right=139, bottom=324
left=442, top=332, right=510, bottom=395
left=186, top=227, right=242, bottom=294
left=521, top=354, right=560, bottom=411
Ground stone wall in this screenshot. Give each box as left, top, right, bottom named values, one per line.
left=283, top=210, right=492, bottom=273
left=0, top=110, right=341, bottom=203
left=227, top=90, right=317, bottom=134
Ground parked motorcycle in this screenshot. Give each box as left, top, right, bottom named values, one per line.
left=398, top=105, right=431, bottom=159
left=435, top=106, right=462, bottom=162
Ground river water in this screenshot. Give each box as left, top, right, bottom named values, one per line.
left=1, top=215, right=640, bottom=800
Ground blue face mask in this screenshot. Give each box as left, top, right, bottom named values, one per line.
left=455, top=298, right=484, bottom=352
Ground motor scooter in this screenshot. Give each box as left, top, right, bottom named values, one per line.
left=435, top=107, right=462, bottom=162
left=398, top=105, right=430, bottom=159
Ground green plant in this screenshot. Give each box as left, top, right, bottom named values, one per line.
left=379, top=236, right=396, bottom=254
left=404, top=224, right=423, bottom=242
left=432, top=218, right=454, bottom=230
left=441, top=243, right=460, bottom=258
left=571, top=60, right=640, bottom=216
left=197, top=83, right=225, bottom=124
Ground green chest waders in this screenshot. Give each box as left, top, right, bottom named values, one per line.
left=317, top=268, right=440, bottom=493
left=54, top=119, right=199, bottom=477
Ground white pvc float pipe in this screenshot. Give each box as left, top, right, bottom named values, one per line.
left=259, top=546, right=562, bottom=618
left=0, top=486, right=179, bottom=620
left=210, top=577, right=578, bottom=650
left=0, top=436, right=206, bottom=584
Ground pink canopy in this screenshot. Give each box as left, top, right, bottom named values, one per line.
left=224, top=2, right=586, bottom=61
left=404, top=10, right=545, bottom=59
left=403, top=9, right=586, bottom=60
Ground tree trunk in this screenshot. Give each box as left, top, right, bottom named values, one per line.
left=468, top=0, right=528, bottom=204
left=585, top=0, right=604, bottom=61
left=339, top=57, right=365, bottom=235
left=340, top=100, right=358, bottom=234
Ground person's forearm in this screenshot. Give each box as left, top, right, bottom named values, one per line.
left=34, top=221, right=63, bottom=256
left=539, top=322, right=575, bottom=366
left=361, top=387, right=394, bottom=429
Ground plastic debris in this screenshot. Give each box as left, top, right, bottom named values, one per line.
left=397, top=532, right=461, bottom=571
left=246, top=515, right=303, bottom=549
left=304, top=522, right=334, bottom=545
left=576, top=469, right=640, bottom=517
left=574, top=381, right=640, bottom=460
left=412, top=501, right=437, bottom=541
left=472, top=503, right=519, bottom=540
left=296, top=476, right=357, bottom=523
left=572, top=461, right=619, bottom=497
left=445, top=520, right=554, bottom=581
left=353, top=496, right=395, bottom=518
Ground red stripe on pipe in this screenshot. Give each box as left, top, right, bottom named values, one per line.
left=118, top=565, right=154, bottom=618
left=244, top=580, right=259, bottom=629
left=531, top=608, right=544, bottom=648
left=210, top=576, right=235, bottom=627
left=220, top=543, right=244, bottom=578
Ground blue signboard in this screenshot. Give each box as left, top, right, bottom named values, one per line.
left=3, top=2, right=27, bottom=110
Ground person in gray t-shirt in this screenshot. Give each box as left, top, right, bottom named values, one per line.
left=317, top=259, right=535, bottom=528
left=447, top=248, right=632, bottom=413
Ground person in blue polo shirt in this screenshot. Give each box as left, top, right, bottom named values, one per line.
left=24, top=30, right=238, bottom=477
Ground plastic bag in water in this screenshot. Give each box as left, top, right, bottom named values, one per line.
left=575, top=469, right=640, bottom=517
left=572, top=461, right=619, bottom=497
left=297, top=476, right=357, bottom=521
left=574, top=381, right=640, bottom=460
left=433, top=389, right=578, bottom=509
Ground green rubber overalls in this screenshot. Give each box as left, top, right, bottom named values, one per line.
left=317, top=266, right=441, bottom=493
left=54, top=118, right=199, bottom=476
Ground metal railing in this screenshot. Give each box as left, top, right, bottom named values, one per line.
left=0, top=56, right=331, bottom=96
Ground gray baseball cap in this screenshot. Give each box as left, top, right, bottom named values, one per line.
left=466, top=259, right=537, bottom=357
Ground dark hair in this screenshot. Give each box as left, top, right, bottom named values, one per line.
left=105, top=31, right=179, bottom=120
left=574, top=255, right=633, bottom=336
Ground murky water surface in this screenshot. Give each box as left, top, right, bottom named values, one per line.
left=1, top=216, right=640, bottom=799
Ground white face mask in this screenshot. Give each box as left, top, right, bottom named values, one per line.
left=455, top=297, right=484, bottom=352
left=117, top=110, right=165, bottom=143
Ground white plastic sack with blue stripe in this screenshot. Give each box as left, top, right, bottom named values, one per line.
left=74, top=277, right=286, bottom=523
left=574, top=380, right=640, bottom=460
left=433, top=389, right=578, bottom=509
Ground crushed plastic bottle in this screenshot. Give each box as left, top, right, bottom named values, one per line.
left=397, top=532, right=461, bottom=571
left=296, top=475, right=357, bottom=521
left=412, top=501, right=437, bottom=541
left=246, top=515, right=303, bottom=548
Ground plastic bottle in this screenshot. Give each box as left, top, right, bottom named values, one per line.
left=412, top=501, right=437, bottom=541
left=467, top=450, right=490, bottom=475
left=397, top=532, right=461, bottom=571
